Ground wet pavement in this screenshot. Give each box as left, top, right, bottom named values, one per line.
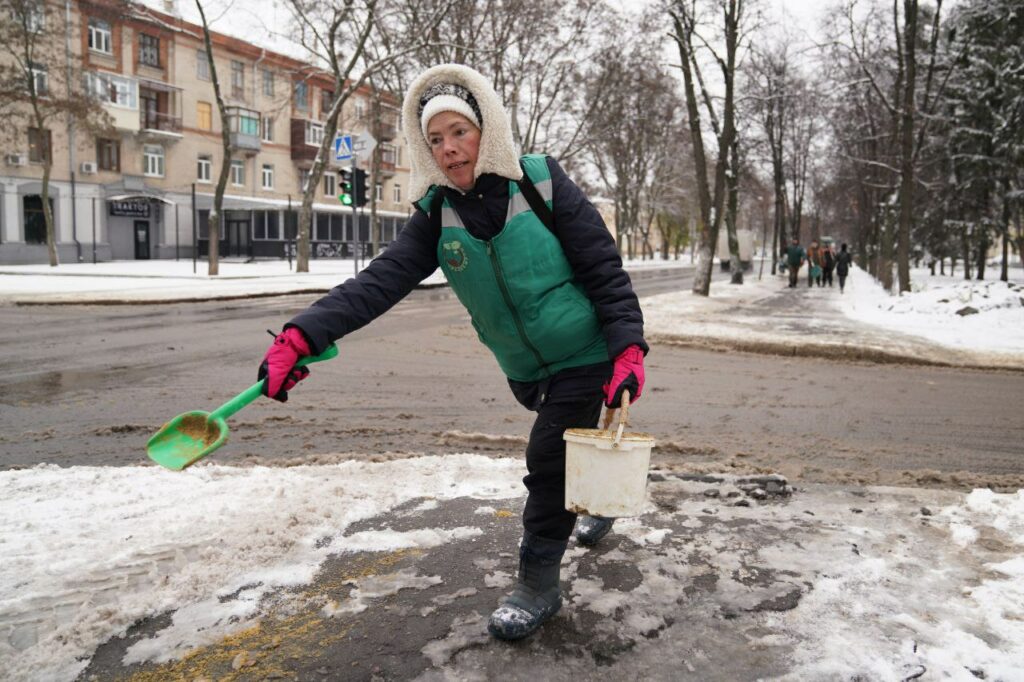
left=74, top=472, right=1009, bottom=682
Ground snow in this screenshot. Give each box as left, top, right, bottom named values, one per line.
left=2, top=457, right=1023, bottom=680
left=641, top=262, right=1023, bottom=365
left=0, top=455, right=522, bottom=681
left=838, top=266, right=1024, bottom=355
left=0, top=256, right=683, bottom=303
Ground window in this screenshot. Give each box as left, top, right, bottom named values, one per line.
left=300, top=168, right=310, bottom=192
left=231, top=159, right=245, bottom=186
left=230, top=60, right=244, bottom=99
left=197, top=155, right=211, bottom=183
left=27, top=4, right=45, bottom=32
left=354, top=97, right=365, bottom=120
left=138, top=33, right=160, bottom=67
left=304, top=121, right=323, bottom=146
left=23, top=196, right=52, bottom=244
left=196, top=49, right=210, bottom=81
left=96, top=139, right=120, bottom=171
left=252, top=211, right=280, bottom=240
left=262, top=68, right=274, bottom=97
left=323, top=172, right=336, bottom=197
left=320, top=89, right=334, bottom=117
left=392, top=183, right=401, bottom=204
left=261, top=164, right=274, bottom=189
left=261, top=116, right=273, bottom=142
left=234, top=110, right=259, bottom=136
left=294, top=81, right=308, bottom=112
left=197, top=101, right=212, bottom=131
left=88, top=18, right=112, bottom=55
left=29, top=62, right=47, bottom=96
left=28, top=128, right=51, bottom=163
left=86, top=71, right=136, bottom=108
left=143, top=145, right=164, bottom=177
left=375, top=183, right=383, bottom=202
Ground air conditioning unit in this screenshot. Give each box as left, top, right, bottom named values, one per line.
left=4, top=153, right=26, bottom=166
left=80, top=161, right=98, bottom=174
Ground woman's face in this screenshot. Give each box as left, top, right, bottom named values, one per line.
left=427, top=111, right=481, bottom=191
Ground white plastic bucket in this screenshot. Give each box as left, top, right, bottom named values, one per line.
left=563, top=427, right=655, bottom=518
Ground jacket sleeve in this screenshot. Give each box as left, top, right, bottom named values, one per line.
left=546, top=157, right=648, bottom=358
left=286, top=209, right=439, bottom=354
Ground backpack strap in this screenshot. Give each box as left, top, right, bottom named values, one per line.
left=427, top=187, right=444, bottom=232
left=516, top=160, right=555, bottom=233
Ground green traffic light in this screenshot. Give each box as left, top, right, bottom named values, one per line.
left=339, top=193, right=353, bottom=206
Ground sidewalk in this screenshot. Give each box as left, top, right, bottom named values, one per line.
left=4, top=457, right=1022, bottom=681
left=643, top=267, right=1024, bottom=370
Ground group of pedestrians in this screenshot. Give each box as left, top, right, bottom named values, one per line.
left=784, top=238, right=853, bottom=293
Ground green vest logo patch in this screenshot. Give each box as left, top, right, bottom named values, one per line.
left=442, top=240, right=468, bottom=272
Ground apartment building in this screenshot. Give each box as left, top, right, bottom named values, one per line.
left=0, top=0, right=410, bottom=265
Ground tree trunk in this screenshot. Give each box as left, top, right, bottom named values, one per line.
left=976, top=231, right=987, bottom=280
left=896, top=0, right=918, bottom=293
left=999, top=178, right=1010, bottom=282
left=961, top=228, right=972, bottom=280
left=725, top=140, right=742, bottom=284
left=41, top=148, right=58, bottom=267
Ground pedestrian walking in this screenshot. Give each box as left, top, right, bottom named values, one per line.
left=256, top=64, right=647, bottom=642
left=836, top=243, right=853, bottom=293
left=806, top=240, right=821, bottom=287
left=785, top=238, right=805, bottom=288
left=821, top=244, right=835, bottom=287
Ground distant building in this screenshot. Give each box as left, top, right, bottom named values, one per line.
left=0, top=0, right=410, bottom=264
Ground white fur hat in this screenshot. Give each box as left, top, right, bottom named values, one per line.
left=401, top=64, right=522, bottom=199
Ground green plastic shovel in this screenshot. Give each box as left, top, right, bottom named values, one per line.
left=147, top=343, right=339, bottom=471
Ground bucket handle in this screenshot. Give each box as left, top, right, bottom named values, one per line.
left=601, top=389, right=630, bottom=448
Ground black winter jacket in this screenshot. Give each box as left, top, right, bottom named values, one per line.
left=288, top=157, right=647, bottom=371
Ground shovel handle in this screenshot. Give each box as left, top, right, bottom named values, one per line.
left=209, top=343, right=339, bottom=421
left=601, top=389, right=630, bottom=447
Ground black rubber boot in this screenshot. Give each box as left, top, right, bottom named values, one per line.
left=487, top=532, right=567, bottom=641
left=575, top=515, right=614, bottom=546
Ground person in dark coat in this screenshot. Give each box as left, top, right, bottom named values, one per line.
left=785, top=238, right=805, bottom=288
left=257, top=64, right=647, bottom=642
left=836, top=242, right=853, bottom=293
left=821, top=243, right=835, bottom=287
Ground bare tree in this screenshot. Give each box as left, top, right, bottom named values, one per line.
left=668, top=0, right=744, bottom=296
left=0, top=0, right=113, bottom=266
left=193, top=0, right=235, bottom=276
left=285, top=0, right=453, bottom=273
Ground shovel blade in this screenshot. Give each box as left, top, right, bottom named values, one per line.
left=147, top=411, right=228, bottom=470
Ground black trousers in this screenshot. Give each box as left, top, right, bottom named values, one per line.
left=509, top=362, right=611, bottom=542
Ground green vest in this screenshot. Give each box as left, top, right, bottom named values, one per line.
left=416, top=154, right=609, bottom=382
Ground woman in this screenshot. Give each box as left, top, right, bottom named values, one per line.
left=257, top=64, right=648, bottom=641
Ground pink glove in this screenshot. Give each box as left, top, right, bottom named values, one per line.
left=603, top=345, right=645, bottom=408
left=258, top=327, right=312, bottom=402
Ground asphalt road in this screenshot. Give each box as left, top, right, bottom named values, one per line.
left=1, top=265, right=1022, bottom=490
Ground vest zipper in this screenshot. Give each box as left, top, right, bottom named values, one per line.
left=486, top=240, right=549, bottom=374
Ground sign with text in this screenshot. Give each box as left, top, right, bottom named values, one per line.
left=109, top=199, right=150, bottom=217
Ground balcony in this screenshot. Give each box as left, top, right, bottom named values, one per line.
left=378, top=120, right=398, bottom=141
left=139, top=110, right=182, bottom=135
left=290, top=118, right=323, bottom=163
left=138, top=80, right=183, bottom=140
left=379, top=143, right=398, bottom=176
left=85, top=71, right=139, bottom=132
left=227, top=106, right=261, bottom=154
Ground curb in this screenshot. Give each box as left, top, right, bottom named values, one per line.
left=648, top=332, right=1024, bottom=373
left=7, top=281, right=451, bottom=307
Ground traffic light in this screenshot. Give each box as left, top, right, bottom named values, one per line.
left=338, top=168, right=353, bottom=206
left=353, top=168, right=369, bottom=207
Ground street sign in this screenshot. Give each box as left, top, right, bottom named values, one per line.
left=353, top=132, right=377, bottom=160
left=334, top=135, right=353, bottom=162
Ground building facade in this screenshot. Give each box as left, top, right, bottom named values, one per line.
left=0, top=0, right=411, bottom=265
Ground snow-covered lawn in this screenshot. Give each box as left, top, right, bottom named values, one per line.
left=837, top=266, right=1024, bottom=355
